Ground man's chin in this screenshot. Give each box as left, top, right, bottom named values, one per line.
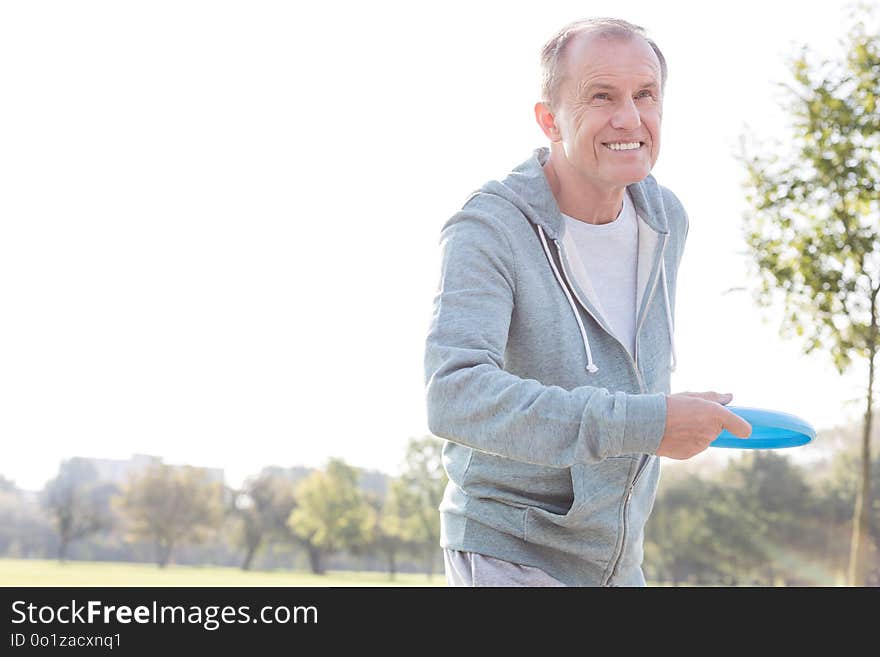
left=606, top=164, right=654, bottom=186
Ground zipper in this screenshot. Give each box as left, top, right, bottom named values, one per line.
left=601, top=252, right=664, bottom=583
left=631, top=234, right=668, bottom=375
left=552, top=234, right=668, bottom=586
left=605, top=456, right=651, bottom=585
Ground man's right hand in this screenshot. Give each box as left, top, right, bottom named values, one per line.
left=656, top=391, right=752, bottom=460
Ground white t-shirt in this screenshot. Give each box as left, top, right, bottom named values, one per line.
left=561, top=191, right=639, bottom=359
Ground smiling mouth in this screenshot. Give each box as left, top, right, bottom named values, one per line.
left=602, top=141, right=645, bottom=151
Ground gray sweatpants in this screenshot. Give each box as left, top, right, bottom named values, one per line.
left=443, top=549, right=567, bottom=587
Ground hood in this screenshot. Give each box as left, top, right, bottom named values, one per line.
left=471, top=147, right=677, bottom=377
left=478, top=147, right=670, bottom=240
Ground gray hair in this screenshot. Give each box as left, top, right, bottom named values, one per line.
left=540, top=18, right=668, bottom=110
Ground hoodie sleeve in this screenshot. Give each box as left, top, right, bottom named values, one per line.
left=424, top=210, right=667, bottom=468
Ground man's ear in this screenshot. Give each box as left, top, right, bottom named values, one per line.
left=534, top=101, right=562, bottom=142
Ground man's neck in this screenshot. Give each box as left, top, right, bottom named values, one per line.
left=542, top=152, right=626, bottom=225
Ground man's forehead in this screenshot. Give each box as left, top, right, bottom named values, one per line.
left=563, top=31, right=661, bottom=84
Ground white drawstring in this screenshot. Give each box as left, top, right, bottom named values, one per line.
left=660, top=257, right=678, bottom=372
left=537, top=224, right=599, bottom=374
left=537, top=223, right=678, bottom=375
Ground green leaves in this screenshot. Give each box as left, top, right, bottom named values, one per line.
left=739, top=8, right=880, bottom=372
left=645, top=453, right=847, bottom=585
left=739, top=3, right=880, bottom=585
left=117, top=461, right=225, bottom=566
left=288, top=459, right=372, bottom=553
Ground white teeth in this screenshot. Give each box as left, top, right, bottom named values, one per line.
left=605, top=142, right=642, bottom=151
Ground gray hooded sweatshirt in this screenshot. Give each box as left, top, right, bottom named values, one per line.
left=424, top=147, right=688, bottom=586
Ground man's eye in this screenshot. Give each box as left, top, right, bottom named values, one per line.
left=592, top=93, right=609, bottom=100
left=637, top=90, right=654, bottom=99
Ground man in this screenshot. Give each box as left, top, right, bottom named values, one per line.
left=423, top=18, right=752, bottom=587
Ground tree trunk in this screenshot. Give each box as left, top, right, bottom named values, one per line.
left=848, top=338, right=875, bottom=586
left=241, top=540, right=260, bottom=571
left=425, top=543, right=435, bottom=580
left=306, top=545, right=324, bottom=575
left=58, top=534, right=69, bottom=563
left=387, top=550, right=396, bottom=581
left=157, top=541, right=174, bottom=568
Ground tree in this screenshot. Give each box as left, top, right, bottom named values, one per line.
left=363, top=481, right=411, bottom=580
left=818, top=447, right=880, bottom=582
left=645, top=473, right=767, bottom=585
left=0, top=476, right=21, bottom=556
left=42, top=458, right=115, bottom=562
left=396, top=436, right=448, bottom=578
left=116, top=460, right=224, bottom=567
left=644, top=475, right=725, bottom=585
left=287, top=458, right=372, bottom=575
left=718, top=453, right=816, bottom=585
left=738, top=3, right=880, bottom=585
left=231, top=467, right=298, bottom=571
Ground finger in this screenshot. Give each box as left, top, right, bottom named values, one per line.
left=720, top=408, right=751, bottom=438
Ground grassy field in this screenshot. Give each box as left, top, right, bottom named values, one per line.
left=0, top=558, right=445, bottom=587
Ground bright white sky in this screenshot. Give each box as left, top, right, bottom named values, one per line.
left=1, top=0, right=875, bottom=491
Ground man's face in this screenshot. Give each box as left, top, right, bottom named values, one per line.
left=551, top=32, right=663, bottom=189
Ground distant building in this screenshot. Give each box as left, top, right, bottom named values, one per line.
left=82, top=453, right=225, bottom=487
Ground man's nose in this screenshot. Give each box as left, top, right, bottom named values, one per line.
left=610, top=98, right=642, bottom=130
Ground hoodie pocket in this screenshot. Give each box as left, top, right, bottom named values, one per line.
left=523, top=457, right=635, bottom=559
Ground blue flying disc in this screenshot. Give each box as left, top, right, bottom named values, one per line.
left=710, top=406, right=815, bottom=449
